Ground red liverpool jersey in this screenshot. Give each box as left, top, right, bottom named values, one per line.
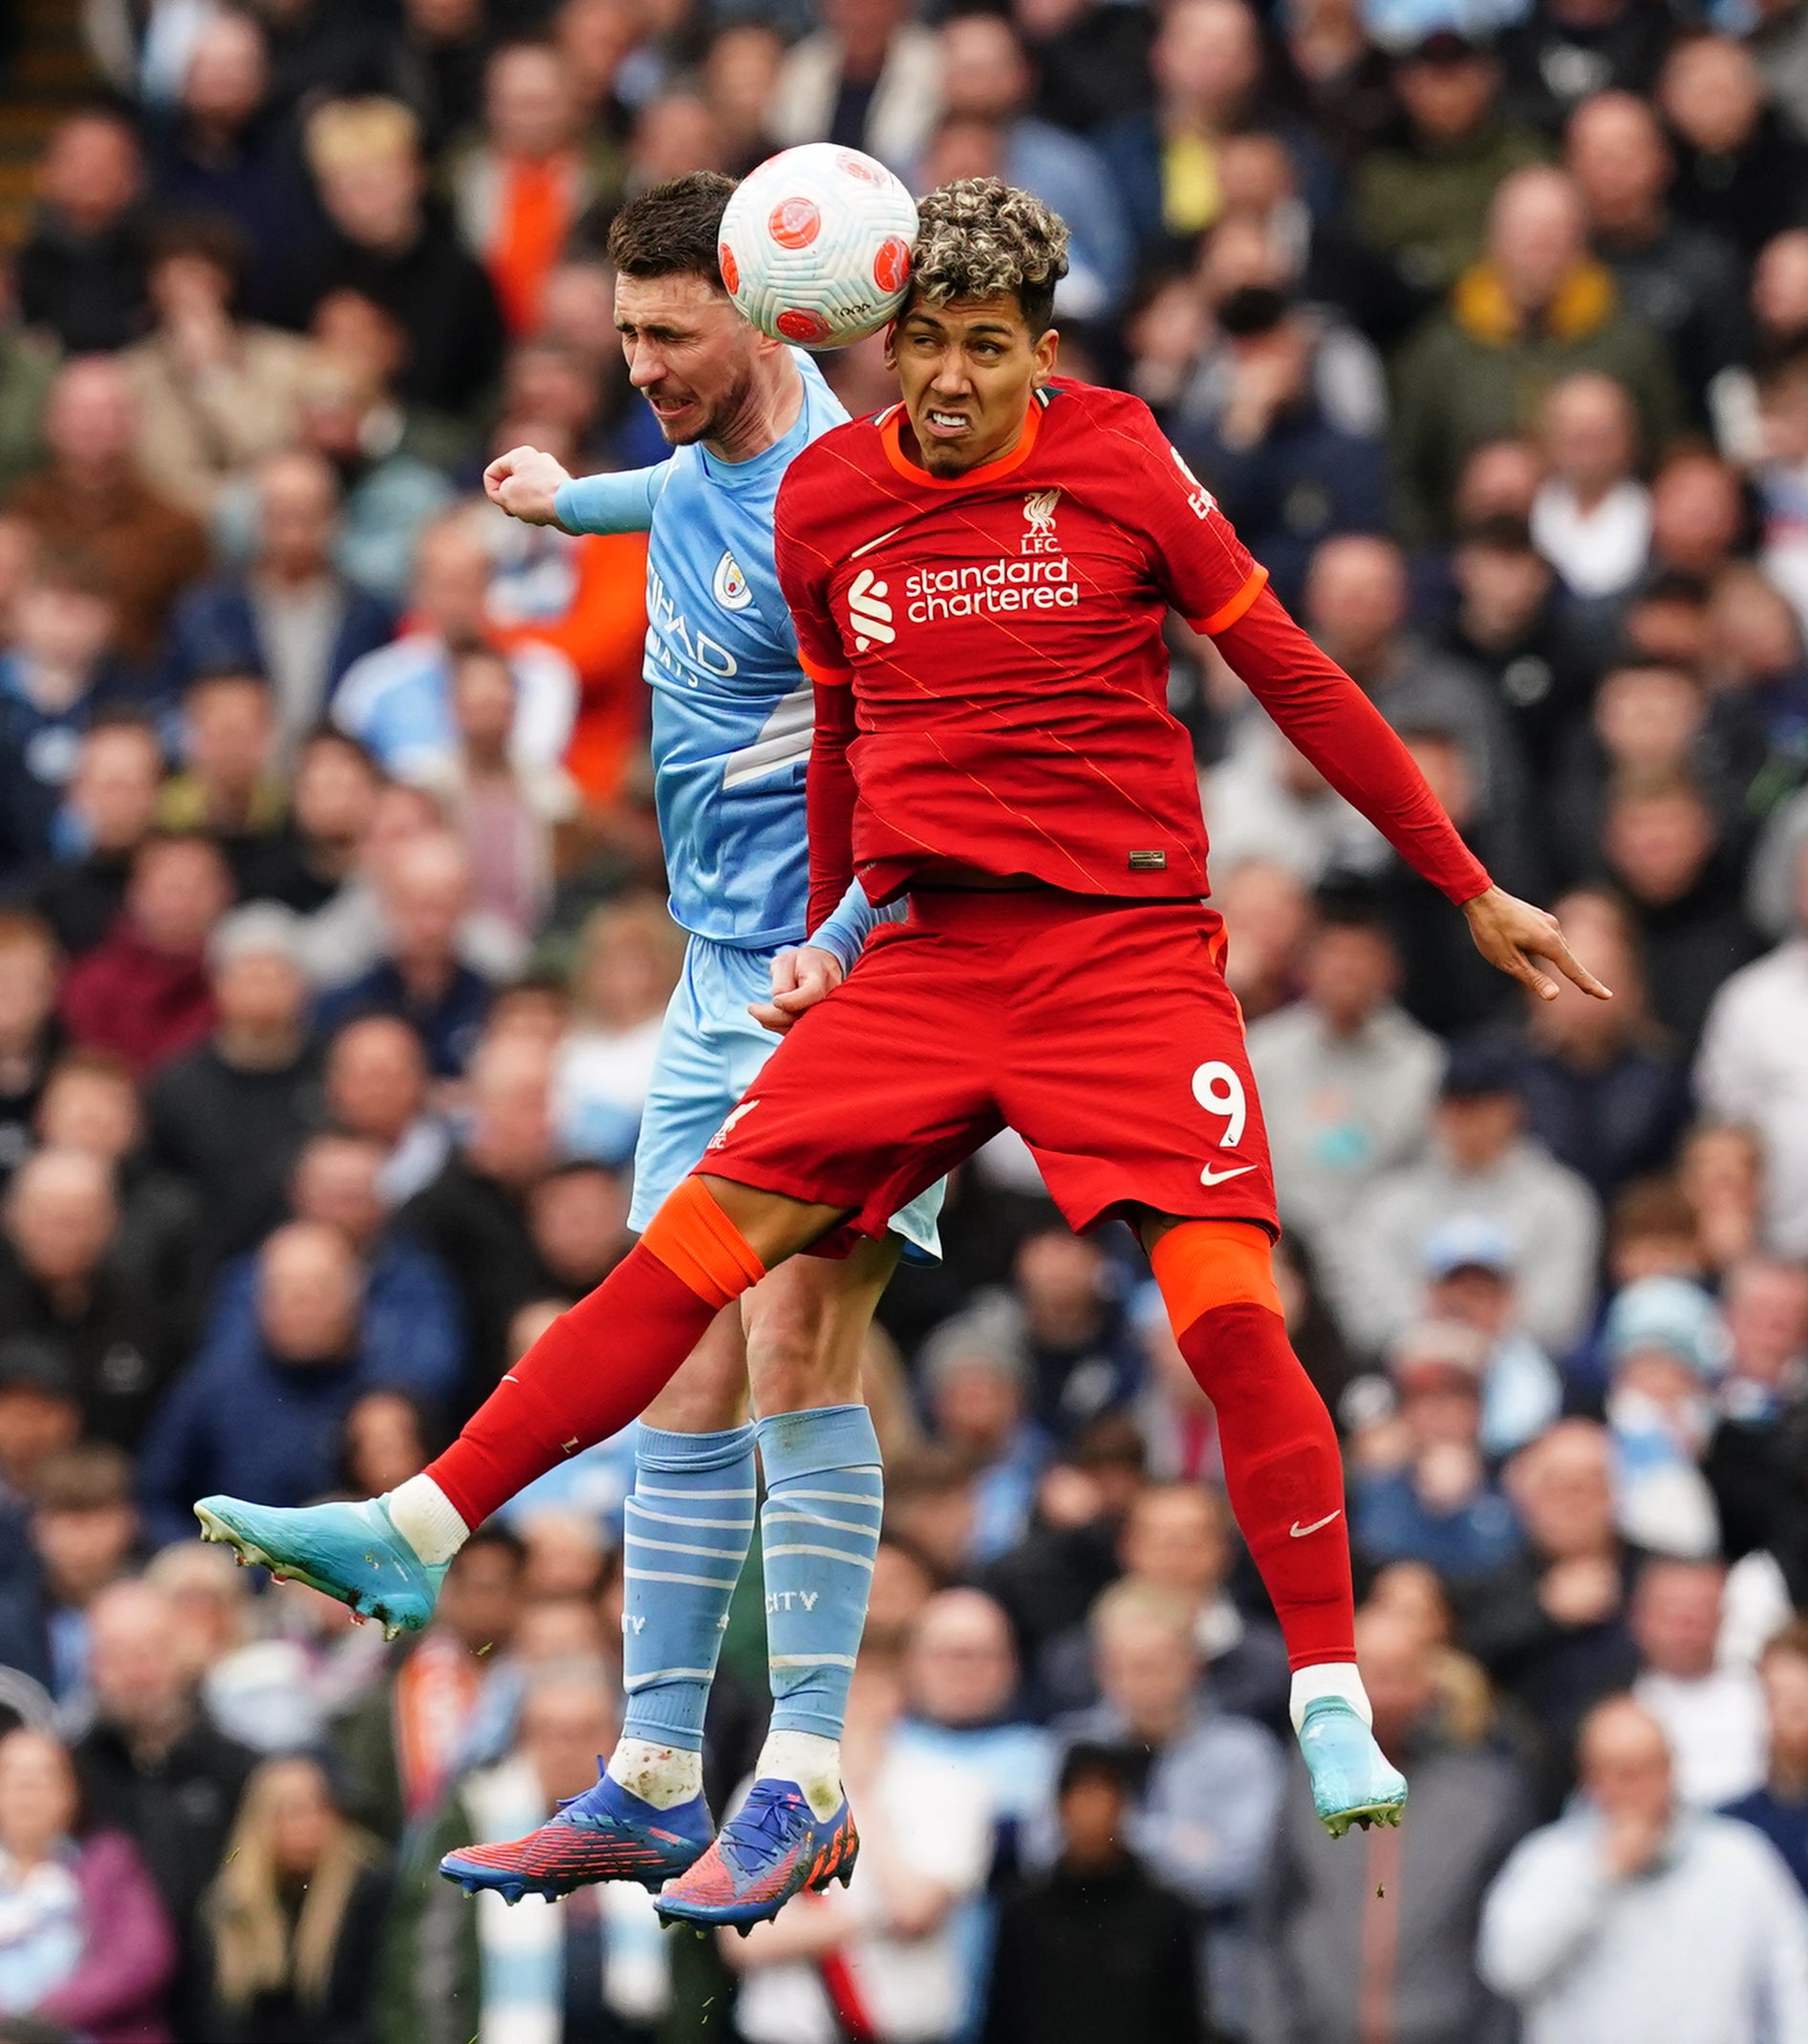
left=774, top=378, right=1491, bottom=910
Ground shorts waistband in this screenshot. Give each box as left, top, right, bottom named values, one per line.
left=906, top=886, right=1207, bottom=930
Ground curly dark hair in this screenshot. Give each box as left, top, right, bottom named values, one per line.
left=908, top=178, right=1071, bottom=335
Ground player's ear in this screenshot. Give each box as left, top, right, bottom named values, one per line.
left=1030, top=325, right=1060, bottom=386
left=883, top=319, right=898, bottom=369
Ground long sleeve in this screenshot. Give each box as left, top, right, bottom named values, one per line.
left=553, top=464, right=666, bottom=535
left=808, top=878, right=904, bottom=976
left=1212, top=585, right=1492, bottom=905
left=41, top=1833, right=178, bottom=2033
left=807, top=671, right=859, bottom=936
left=1476, top=1825, right=1616, bottom=2003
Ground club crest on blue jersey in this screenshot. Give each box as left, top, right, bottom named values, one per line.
left=713, top=550, right=753, bottom=611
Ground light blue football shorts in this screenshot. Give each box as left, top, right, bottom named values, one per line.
left=628, top=933, right=944, bottom=1258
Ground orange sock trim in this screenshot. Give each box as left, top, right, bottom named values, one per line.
left=1150, top=1218, right=1283, bottom=1331
left=640, top=1176, right=766, bottom=1309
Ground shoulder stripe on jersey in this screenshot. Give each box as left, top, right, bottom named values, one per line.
left=1192, top=565, right=1269, bottom=638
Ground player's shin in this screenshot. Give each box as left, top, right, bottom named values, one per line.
left=424, top=1178, right=767, bottom=1533
left=1148, top=1223, right=1359, bottom=1687
left=610, top=1419, right=759, bottom=1810
left=754, top=1404, right=884, bottom=1818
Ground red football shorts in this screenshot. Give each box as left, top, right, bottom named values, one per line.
left=699, top=890, right=1279, bottom=1241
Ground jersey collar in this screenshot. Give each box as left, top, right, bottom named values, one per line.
left=879, top=389, right=1046, bottom=490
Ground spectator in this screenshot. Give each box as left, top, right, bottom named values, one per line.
left=0, top=1726, right=176, bottom=2044
left=1453, top=1419, right=1639, bottom=1772
left=163, top=453, right=395, bottom=762
left=144, top=903, right=321, bottom=1262
left=449, top=42, right=617, bottom=337
left=1565, top=91, right=1747, bottom=415
left=144, top=13, right=312, bottom=318
left=0, top=1151, right=171, bottom=1447
left=982, top=1741, right=1203, bottom=2044
left=1039, top=1481, right=1290, bottom=1727
left=156, top=671, right=287, bottom=888
left=7, top=356, right=208, bottom=671
left=726, top=1646, right=994, bottom=2044
left=551, top=893, right=684, bottom=1170
left=73, top=1581, right=254, bottom=1989
left=1696, top=840, right=1808, bottom=1258
left=1479, top=1693, right=1808, bottom=2040
left=1301, top=536, right=1532, bottom=877
left=0, top=558, right=137, bottom=890
left=400, top=1031, right=557, bottom=1398
left=1723, top=1620, right=1808, bottom=1896
left=0, top=280, right=54, bottom=500
left=322, top=1011, right=447, bottom=1207
left=1497, top=890, right=1690, bottom=1204
left=526, top=1160, right=631, bottom=1303
left=1661, top=32, right=1808, bottom=262
left=1529, top=372, right=1650, bottom=600
left=769, top=0, right=943, bottom=172
left=314, top=830, right=491, bottom=1077
left=1599, top=777, right=1762, bottom=1051
left=237, top=725, right=381, bottom=916
left=288, top=97, right=506, bottom=420
left=199, top=1129, right=463, bottom=1408
left=1353, top=28, right=1546, bottom=316
left=1629, top=1556, right=1765, bottom=1808
left=137, top=1219, right=386, bottom=1547
left=0, top=1342, right=80, bottom=1506
left=930, top=14, right=1130, bottom=323
left=15, top=114, right=148, bottom=355
left=1393, top=166, right=1686, bottom=545
left=418, top=644, right=576, bottom=944
left=917, top=1305, right=1048, bottom=1566
left=1056, top=1581, right=1283, bottom=2027
left=1247, top=898, right=1443, bottom=1250
left=377, top=1656, right=667, bottom=2035
left=1097, top=0, right=1282, bottom=269
left=330, top=510, right=577, bottom=785
left=10, top=1443, right=140, bottom=1704
left=1327, top=1037, right=1602, bottom=1360
left=0, top=918, right=60, bottom=1186
left=25, top=717, right=164, bottom=962
left=1352, top=1320, right=1526, bottom=1581
left=1249, top=1602, right=1530, bottom=2044
left=1598, top=1275, right=1730, bottom=1561
left=118, top=217, right=312, bottom=522
left=197, top=1753, right=389, bottom=2044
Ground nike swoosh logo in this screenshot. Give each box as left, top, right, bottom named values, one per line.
left=1199, top=1161, right=1257, bottom=1187
left=1289, top=1510, right=1343, bottom=1538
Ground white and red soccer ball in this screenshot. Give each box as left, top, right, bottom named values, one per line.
left=719, top=143, right=918, bottom=351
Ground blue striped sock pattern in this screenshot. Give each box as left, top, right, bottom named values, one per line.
left=620, top=1421, right=757, bottom=1753
left=756, top=1404, right=884, bottom=1740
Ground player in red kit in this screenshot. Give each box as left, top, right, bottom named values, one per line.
left=191, top=179, right=1606, bottom=1931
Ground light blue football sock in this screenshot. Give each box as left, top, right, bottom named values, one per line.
left=756, top=1404, right=884, bottom=1740
left=620, top=1422, right=758, bottom=1753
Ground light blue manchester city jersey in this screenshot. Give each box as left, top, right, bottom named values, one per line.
left=559, top=352, right=847, bottom=949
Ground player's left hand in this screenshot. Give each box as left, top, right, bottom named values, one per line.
left=749, top=946, right=844, bottom=1034
left=1462, top=885, right=1612, bottom=1003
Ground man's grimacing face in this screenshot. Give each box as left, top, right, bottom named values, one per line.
left=889, top=291, right=1059, bottom=478
left=613, top=269, right=773, bottom=447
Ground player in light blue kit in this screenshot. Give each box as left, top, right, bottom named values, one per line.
left=192, top=172, right=937, bottom=1926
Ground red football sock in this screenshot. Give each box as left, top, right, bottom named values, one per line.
left=1152, top=1223, right=1354, bottom=1670
left=427, top=1178, right=765, bottom=1529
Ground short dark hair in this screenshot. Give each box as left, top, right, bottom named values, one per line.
left=607, top=172, right=739, bottom=288
left=1057, top=1740, right=1138, bottom=1800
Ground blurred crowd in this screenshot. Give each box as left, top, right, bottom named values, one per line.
left=4, top=0, right=1808, bottom=2037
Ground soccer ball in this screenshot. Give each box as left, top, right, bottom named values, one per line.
left=719, top=144, right=919, bottom=351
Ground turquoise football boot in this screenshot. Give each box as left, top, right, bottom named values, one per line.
left=195, top=1495, right=446, bottom=1641
left=1299, top=1696, right=1409, bottom=1839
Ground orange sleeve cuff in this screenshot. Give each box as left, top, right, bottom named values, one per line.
left=799, top=651, right=853, bottom=687
left=1150, top=1218, right=1283, bottom=1333
left=1191, top=565, right=1269, bottom=640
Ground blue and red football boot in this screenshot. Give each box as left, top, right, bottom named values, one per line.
left=440, top=1771, right=714, bottom=1904
left=654, top=1777, right=858, bottom=1935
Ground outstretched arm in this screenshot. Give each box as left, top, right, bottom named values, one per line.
left=484, top=444, right=664, bottom=534
left=1212, top=585, right=1608, bottom=1004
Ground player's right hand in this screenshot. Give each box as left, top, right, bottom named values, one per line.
left=749, top=946, right=843, bottom=1034
left=484, top=445, right=573, bottom=527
